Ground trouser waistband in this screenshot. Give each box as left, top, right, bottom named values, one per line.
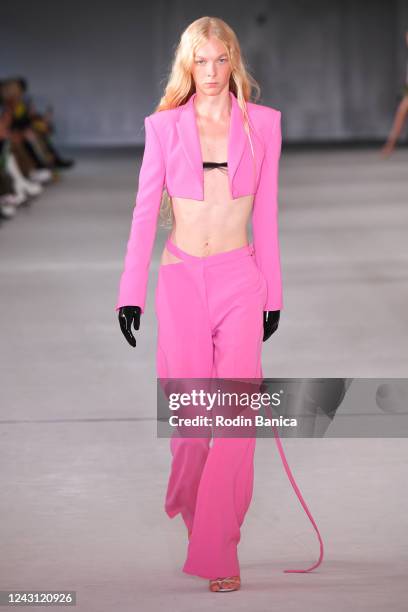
left=165, top=236, right=255, bottom=266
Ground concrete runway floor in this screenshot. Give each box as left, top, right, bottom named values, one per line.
left=0, top=147, right=407, bottom=610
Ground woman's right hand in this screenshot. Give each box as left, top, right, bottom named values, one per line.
left=118, top=306, right=142, bottom=347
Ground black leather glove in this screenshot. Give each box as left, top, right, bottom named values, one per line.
left=118, top=306, right=141, bottom=347
left=263, top=310, right=280, bottom=342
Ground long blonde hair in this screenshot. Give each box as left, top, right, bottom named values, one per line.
left=153, top=16, right=261, bottom=227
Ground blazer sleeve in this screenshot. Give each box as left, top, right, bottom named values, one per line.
left=252, top=110, right=283, bottom=311
left=115, top=115, right=165, bottom=313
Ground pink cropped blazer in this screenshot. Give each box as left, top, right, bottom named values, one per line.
left=115, top=90, right=283, bottom=313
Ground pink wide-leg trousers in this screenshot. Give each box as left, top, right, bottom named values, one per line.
left=155, top=237, right=265, bottom=580
left=154, top=236, right=324, bottom=580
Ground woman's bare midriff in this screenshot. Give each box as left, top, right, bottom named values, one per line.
left=160, top=168, right=254, bottom=264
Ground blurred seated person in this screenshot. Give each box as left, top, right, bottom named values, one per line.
left=0, top=118, right=19, bottom=217
left=0, top=103, right=51, bottom=185
left=0, top=77, right=74, bottom=171
left=0, top=107, right=43, bottom=211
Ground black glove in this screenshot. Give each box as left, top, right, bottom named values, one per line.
left=263, top=310, right=280, bottom=342
left=118, top=306, right=141, bottom=347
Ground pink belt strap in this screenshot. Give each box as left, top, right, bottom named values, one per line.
left=264, top=404, right=325, bottom=573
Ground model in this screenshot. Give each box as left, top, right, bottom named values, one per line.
left=115, top=16, right=324, bottom=592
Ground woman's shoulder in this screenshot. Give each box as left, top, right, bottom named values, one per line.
left=146, top=106, right=181, bottom=129
left=247, top=100, right=281, bottom=130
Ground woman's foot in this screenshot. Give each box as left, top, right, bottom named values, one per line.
left=209, top=576, right=241, bottom=592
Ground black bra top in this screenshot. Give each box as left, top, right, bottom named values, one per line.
left=203, top=161, right=228, bottom=169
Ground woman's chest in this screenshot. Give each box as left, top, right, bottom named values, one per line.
left=161, top=119, right=265, bottom=201
left=196, top=116, right=230, bottom=161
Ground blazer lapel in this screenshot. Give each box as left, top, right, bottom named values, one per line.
left=176, top=90, right=248, bottom=198
left=228, top=90, right=248, bottom=191
left=176, top=93, right=203, bottom=190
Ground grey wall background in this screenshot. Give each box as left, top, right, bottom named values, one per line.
left=1, top=0, right=408, bottom=145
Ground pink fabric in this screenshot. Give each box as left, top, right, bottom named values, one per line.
left=157, top=238, right=324, bottom=579
left=115, top=90, right=283, bottom=313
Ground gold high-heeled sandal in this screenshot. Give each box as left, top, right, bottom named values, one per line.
left=209, top=576, right=241, bottom=592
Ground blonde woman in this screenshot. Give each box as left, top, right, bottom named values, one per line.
left=115, top=16, right=323, bottom=592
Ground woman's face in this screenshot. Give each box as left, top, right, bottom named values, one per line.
left=191, top=35, right=232, bottom=97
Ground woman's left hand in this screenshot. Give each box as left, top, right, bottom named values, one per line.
left=263, top=310, right=280, bottom=342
